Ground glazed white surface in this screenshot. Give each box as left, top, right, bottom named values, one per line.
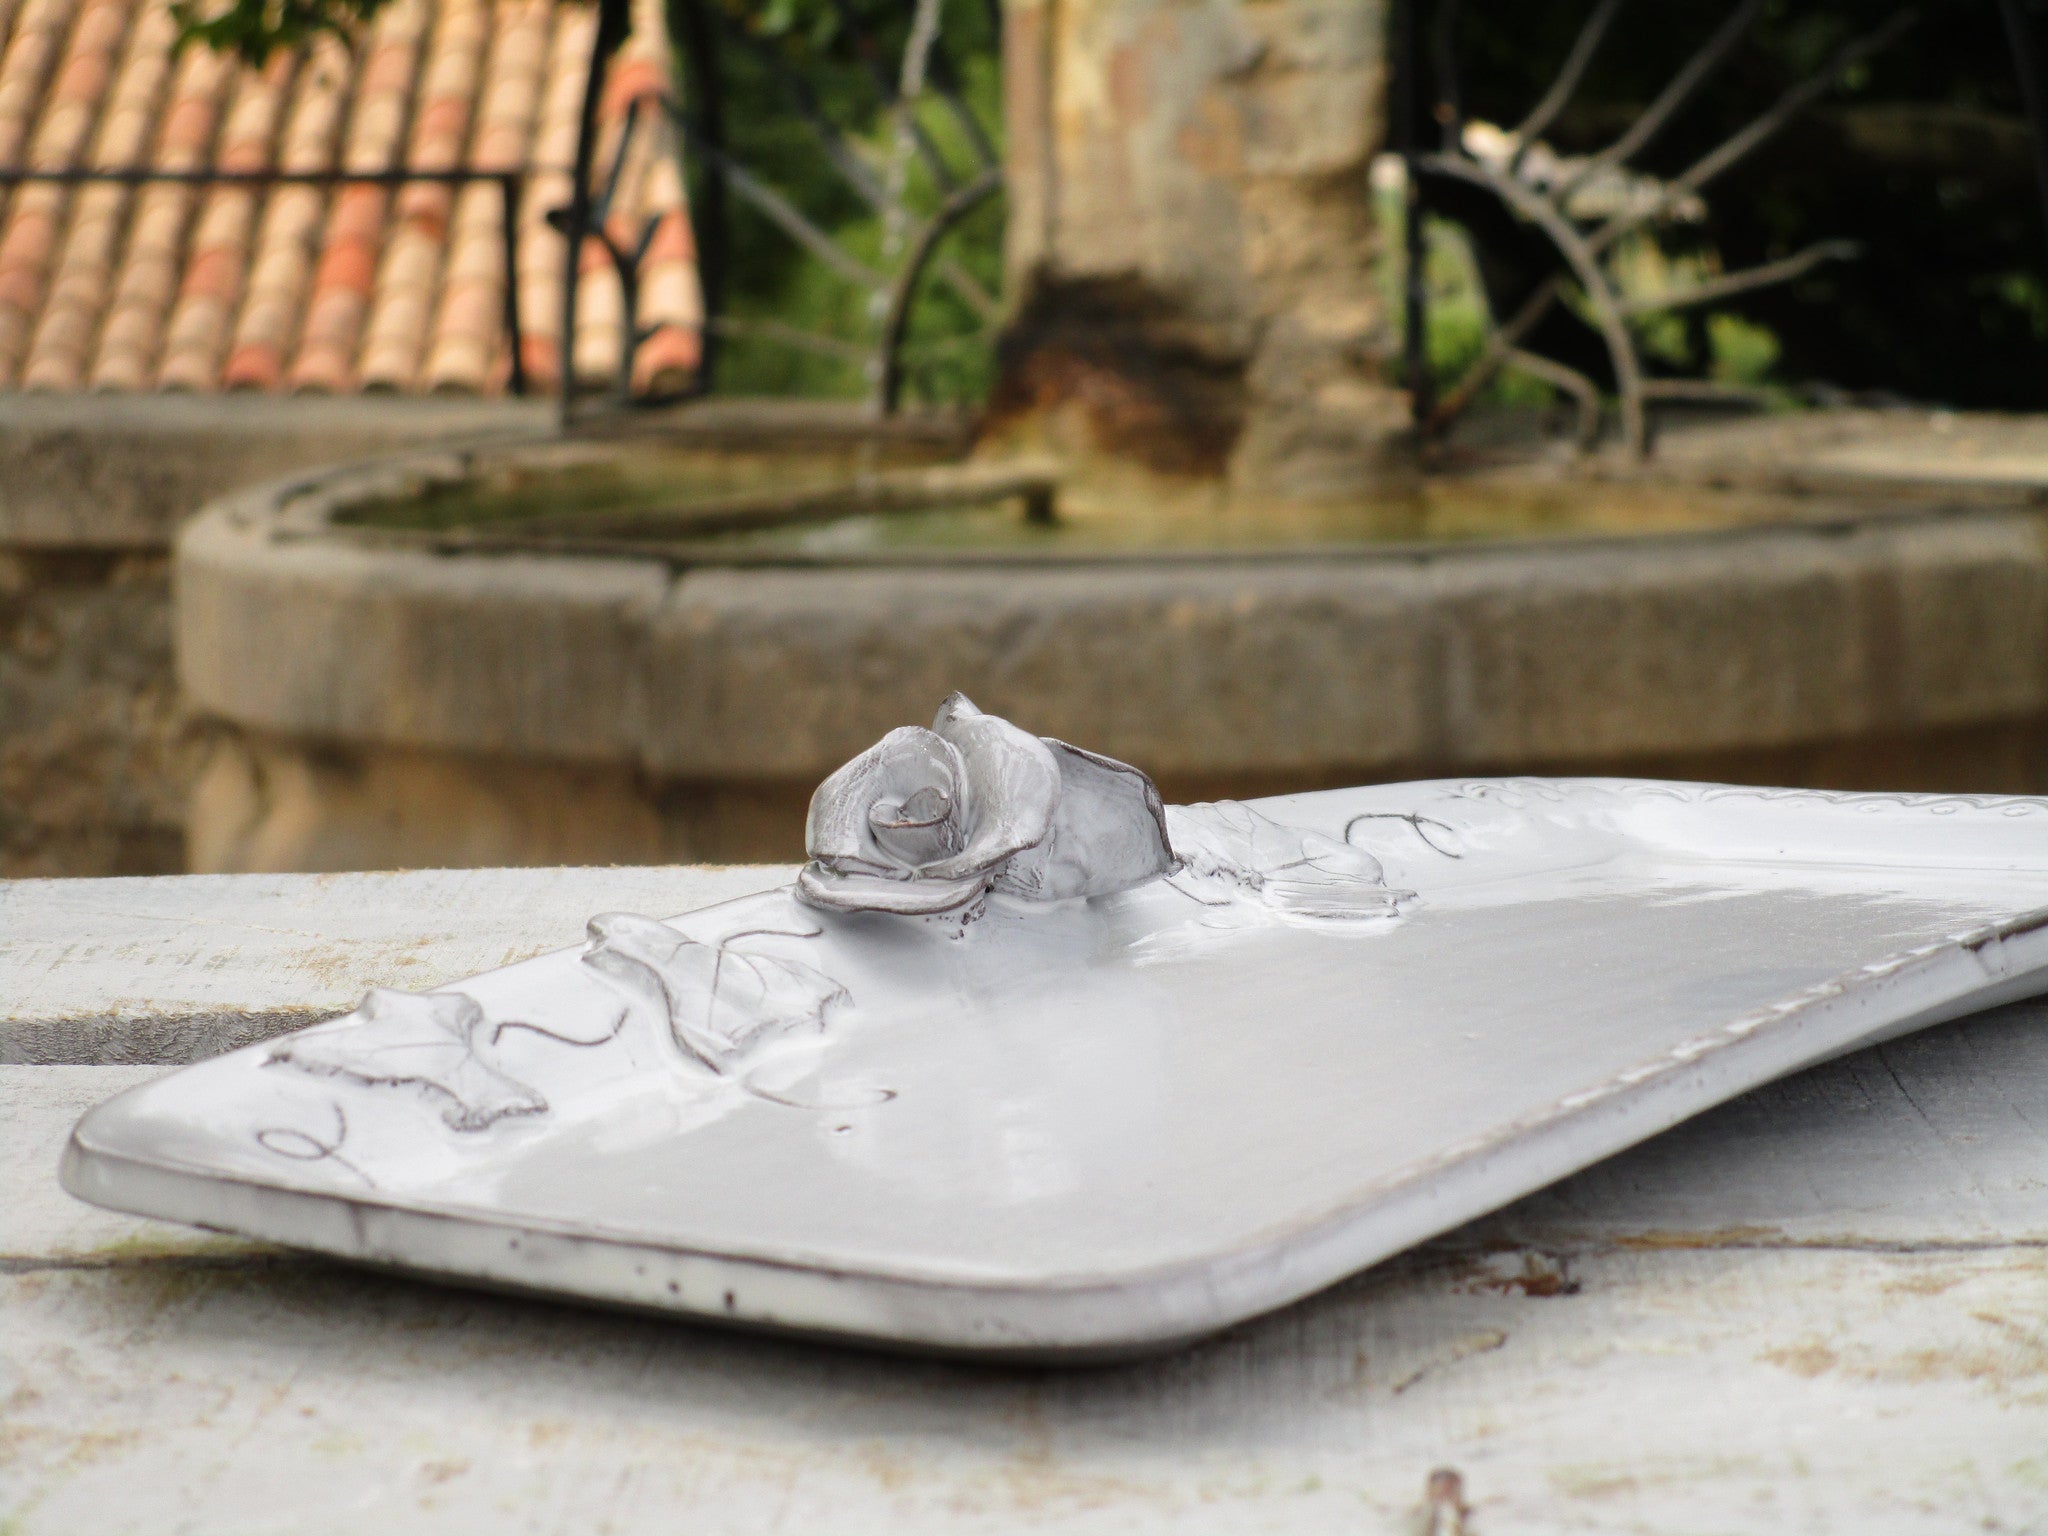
left=61, top=779, right=2048, bottom=1355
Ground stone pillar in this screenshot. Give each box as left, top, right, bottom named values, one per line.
left=993, top=0, right=1410, bottom=497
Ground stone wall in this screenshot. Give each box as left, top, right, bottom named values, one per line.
left=0, top=551, right=188, bottom=876
left=0, top=396, right=546, bottom=877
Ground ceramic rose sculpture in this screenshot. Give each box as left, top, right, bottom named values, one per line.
left=796, top=694, right=1177, bottom=915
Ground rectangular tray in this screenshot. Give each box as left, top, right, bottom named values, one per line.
left=61, top=778, right=2048, bottom=1360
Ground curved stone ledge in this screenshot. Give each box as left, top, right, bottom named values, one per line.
left=644, top=516, right=2048, bottom=778
left=181, top=483, right=667, bottom=765
left=174, top=445, right=2048, bottom=868
left=1, top=394, right=548, bottom=551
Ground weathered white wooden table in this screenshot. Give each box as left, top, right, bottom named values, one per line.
left=5, top=867, right=2046, bottom=1534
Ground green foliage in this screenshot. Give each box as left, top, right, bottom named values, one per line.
left=697, top=0, right=1005, bottom=404
left=1708, top=313, right=1781, bottom=385
left=177, top=0, right=1008, bottom=406
left=1378, top=190, right=1558, bottom=408
left=173, top=0, right=392, bottom=64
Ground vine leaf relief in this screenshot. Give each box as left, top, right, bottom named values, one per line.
left=268, top=989, right=547, bottom=1133
left=252, top=1100, right=375, bottom=1186
left=583, top=912, right=851, bottom=1074
left=1165, top=801, right=1413, bottom=923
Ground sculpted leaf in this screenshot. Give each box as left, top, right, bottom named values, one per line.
left=269, top=988, right=546, bottom=1132
left=1165, top=801, right=1409, bottom=923
left=583, top=912, right=850, bottom=1072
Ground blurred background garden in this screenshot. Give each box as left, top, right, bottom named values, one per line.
left=10, top=0, right=2048, bottom=881
left=690, top=0, right=2048, bottom=417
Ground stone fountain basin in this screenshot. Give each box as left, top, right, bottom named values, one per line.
left=176, top=417, right=2048, bottom=873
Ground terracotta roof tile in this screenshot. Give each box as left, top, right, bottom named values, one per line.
left=0, top=0, right=80, bottom=171
left=511, top=0, right=591, bottom=393
left=0, top=0, right=698, bottom=396
left=423, top=0, right=549, bottom=391
left=88, top=36, right=232, bottom=387
left=20, top=0, right=178, bottom=388
left=288, top=0, right=428, bottom=391
left=623, top=0, right=696, bottom=396
left=154, top=51, right=292, bottom=388
left=570, top=0, right=674, bottom=390
left=222, top=37, right=352, bottom=389
left=0, top=0, right=134, bottom=381
left=357, top=0, right=486, bottom=389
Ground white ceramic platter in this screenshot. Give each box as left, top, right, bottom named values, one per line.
left=61, top=777, right=2048, bottom=1360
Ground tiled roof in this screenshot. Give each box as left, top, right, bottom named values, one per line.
left=0, top=0, right=699, bottom=395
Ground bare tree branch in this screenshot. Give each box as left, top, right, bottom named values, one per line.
left=1556, top=0, right=1765, bottom=201
left=1422, top=5, right=1916, bottom=456
left=923, top=46, right=1000, bottom=172
left=934, top=254, right=1000, bottom=323
left=1428, top=275, right=1563, bottom=433
left=825, top=0, right=957, bottom=192
left=1423, top=151, right=1646, bottom=451
left=1506, top=348, right=1602, bottom=448
left=708, top=316, right=872, bottom=363
left=1510, top=0, right=1628, bottom=171
left=877, top=166, right=1004, bottom=412
left=885, top=0, right=947, bottom=259
left=706, top=11, right=891, bottom=211
left=1596, top=7, right=1920, bottom=254
left=1616, top=240, right=1858, bottom=317
left=673, top=124, right=887, bottom=290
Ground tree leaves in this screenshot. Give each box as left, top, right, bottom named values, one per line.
left=172, top=0, right=395, bottom=66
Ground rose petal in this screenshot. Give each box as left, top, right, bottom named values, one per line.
left=795, top=862, right=993, bottom=915
left=805, top=726, right=966, bottom=875
left=919, top=693, right=1060, bottom=882
left=992, top=739, right=1177, bottom=901
left=868, top=780, right=965, bottom=871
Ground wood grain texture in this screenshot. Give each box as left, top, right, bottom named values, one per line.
left=2, top=869, right=2045, bottom=1532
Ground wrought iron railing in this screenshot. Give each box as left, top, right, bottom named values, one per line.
left=589, top=0, right=1004, bottom=422
left=0, top=2, right=1002, bottom=433
left=1396, top=0, right=2048, bottom=457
